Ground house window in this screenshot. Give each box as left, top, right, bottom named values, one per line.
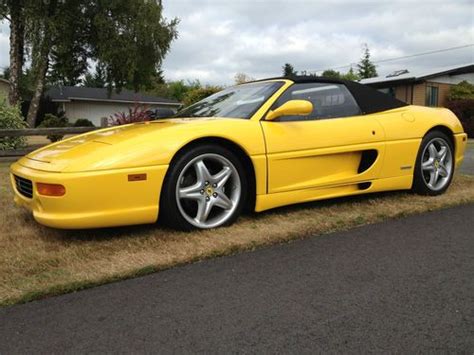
left=426, top=85, right=439, bottom=107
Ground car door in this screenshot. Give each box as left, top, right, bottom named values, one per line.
left=260, top=82, right=386, bottom=194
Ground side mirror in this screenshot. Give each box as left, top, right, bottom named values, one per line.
left=265, top=100, right=313, bottom=121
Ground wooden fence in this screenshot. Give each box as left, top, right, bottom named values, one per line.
left=0, top=127, right=98, bottom=157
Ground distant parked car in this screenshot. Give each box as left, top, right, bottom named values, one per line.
left=10, top=76, right=467, bottom=230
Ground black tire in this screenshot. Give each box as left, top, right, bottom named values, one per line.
left=412, top=130, right=454, bottom=196
left=159, top=144, right=248, bottom=231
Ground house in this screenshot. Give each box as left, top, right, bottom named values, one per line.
left=45, top=86, right=181, bottom=126
left=0, top=78, right=9, bottom=102
left=360, top=63, right=474, bottom=107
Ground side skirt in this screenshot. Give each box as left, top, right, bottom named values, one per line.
left=255, top=175, right=413, bottom=212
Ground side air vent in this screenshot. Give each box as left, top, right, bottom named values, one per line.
left=358, top=182, right=372, bottom=190
left=358, top=150, right=378, bottom=174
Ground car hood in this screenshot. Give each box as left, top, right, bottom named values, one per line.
left=19, top=118, right=227, bottom=173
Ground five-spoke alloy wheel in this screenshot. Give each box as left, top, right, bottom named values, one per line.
left=160, top=144, right=247, bottom=230
left=413, top=131, right=454, bottom=195
left=176, top=153, right=241, bottom=228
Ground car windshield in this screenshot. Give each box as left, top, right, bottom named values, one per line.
left=175, top=81, right=284, bottom=119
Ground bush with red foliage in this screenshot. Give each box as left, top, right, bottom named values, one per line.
left=445, top=99, right=474, bottom=138
left=109, top=104, right=151, bottom=126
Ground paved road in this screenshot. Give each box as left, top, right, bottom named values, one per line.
left=1, top=206, right=473, bottom=353
left=459, top=141, right=474, bottom=175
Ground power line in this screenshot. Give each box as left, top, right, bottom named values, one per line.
left=309, top=44, right=474, bottom=74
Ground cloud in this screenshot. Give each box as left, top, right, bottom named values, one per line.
left=162, top=0, right=474, bottom=84
left=0, top=22, right=9, bottom=71
left=0, top=1, right=473, bottom=84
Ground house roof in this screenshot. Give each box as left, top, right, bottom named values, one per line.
left=0, top=78, right=9, bottom=85
left=359, top=63, right=474, bottom=86
left=45, top=86, right=181, bottom=106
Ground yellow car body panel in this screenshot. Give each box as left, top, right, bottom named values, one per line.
left=11, top=163, right=168, bottom=229
left=10, top=78, right=467, bottom=229
left=11, top=118, right=269, bottom=229
left=261, top=113, right=387, bottom=194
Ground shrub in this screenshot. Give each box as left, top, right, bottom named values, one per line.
left=73, top=118, right=95, bottom=127
left=182, top=86, right=222, bottom=107
left=109, top=104, right=151, bottom=126
left=38, top=113, right=69, bottom=142
left=448, top=81, right=474, bottom=101
left=0, top=97, right=27, bottom=150
left=445, top=99, right=474, bottom=137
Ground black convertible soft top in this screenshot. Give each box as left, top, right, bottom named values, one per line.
left=251, top=76, right=408, bottom=115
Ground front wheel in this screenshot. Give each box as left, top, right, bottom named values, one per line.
left=412, top=131, right=454, bottom=195
left=160, top=145, right=247, bottom=230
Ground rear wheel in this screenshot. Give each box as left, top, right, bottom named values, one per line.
left=160, top=145, right=247, bottom=230
left=412, top=131, right=454, bottom=195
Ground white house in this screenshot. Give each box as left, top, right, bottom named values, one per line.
left=45, top=86, right=182, bottom=126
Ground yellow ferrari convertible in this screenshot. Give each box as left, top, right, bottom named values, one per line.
left=10, top=77, right=467, bottom=230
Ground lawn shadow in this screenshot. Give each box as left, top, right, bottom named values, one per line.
left=27, top=213, right=177, bottom=243
left=251, top=189, right=409, bottom=218
left=40, top=189, right=409, bottom=243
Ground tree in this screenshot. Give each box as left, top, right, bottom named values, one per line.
left=146, top=79, right=204, bottom=102
left=82, top=64, right=107, bottom=88
left=283, top=63, right=297, bottom=76
left=1, top=0, right=179, bottom=127
left=182, top=86, right=222, bottom=107
left=167, top=80, right=201, bottom=101
left=341, top=67, right=360, bottom=81
left=22, top=1, right=51, bottom=126
left=88, top=1, right=178, bottom=91
left=18, top=67, right=35, bottom=102
left=47, top=10, right=89, bottom=87
left=0, top=67, right=10, bottom=79
left=318, top=68, right=359, bottom=81
left=234, top=72, right=254, bottom=85
left=147, top=69, right=166, bottom=88
left=357, top=44, right=377, bottom=79
left=0, top=0, right=25, bottom=106
left=321, top=69, right=341, bottom=79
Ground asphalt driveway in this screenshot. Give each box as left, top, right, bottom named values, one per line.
left=1, top=204, right=473, bottom=353
left=459, top=141, right=474, bottom=175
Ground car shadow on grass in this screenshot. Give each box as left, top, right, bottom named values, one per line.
left=30, top=189, right=410, bottom=243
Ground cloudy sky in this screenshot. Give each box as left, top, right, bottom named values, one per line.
left=1, top=0, right=473, bottom=85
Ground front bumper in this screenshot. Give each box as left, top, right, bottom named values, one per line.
left=10, top=161, right=168, bottom=229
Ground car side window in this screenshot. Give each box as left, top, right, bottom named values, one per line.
left=272, top=83, right=361, bottom=122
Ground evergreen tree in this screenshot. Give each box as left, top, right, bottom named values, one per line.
left=82, top=64, right=107, bottom=88
left=357, top=45, right=378, bottom=79
left=283, top=63, right=297, bottom=76
left=1, top=67, right=10, bottom=79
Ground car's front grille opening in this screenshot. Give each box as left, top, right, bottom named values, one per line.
left=14, top=175, right=33, bottom=199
